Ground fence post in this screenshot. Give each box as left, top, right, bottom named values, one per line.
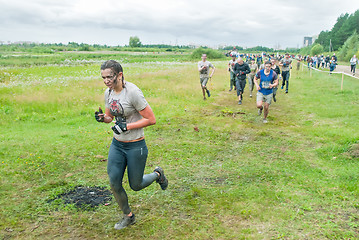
left=341, top=73, right=344, bottom=91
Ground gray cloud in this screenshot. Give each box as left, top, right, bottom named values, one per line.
left=1, top=0, right=359, bottom=48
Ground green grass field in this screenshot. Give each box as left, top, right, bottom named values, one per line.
left=1, top=53, right=359, bottom=239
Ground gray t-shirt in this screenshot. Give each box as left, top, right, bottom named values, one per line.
left=280, top=58, right=292, bottom=71
left=105, top=81, right=148, bottom=141
left=228, top=59, right=236, bottom=72
left=198, top=60, right=214, bottom=78
left=249, top=63, right=258, bottom=75
left=350, top=57, right=358, bottom=65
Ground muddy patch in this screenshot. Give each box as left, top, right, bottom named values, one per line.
left=220, top=108, right=246, bottom=117
left=349, top=143, right=359, bottom=158
left=47, top=186, right=112, bottom=210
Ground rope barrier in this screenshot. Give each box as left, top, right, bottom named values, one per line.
left=300, top=62, right=359, bottom=90
left=305, top=64, right=359, bottom=78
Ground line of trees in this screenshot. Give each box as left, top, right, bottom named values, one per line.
left=337, top=32, right=359, bottom=61
left=298, top=9, right=359, bottom=61
left=219, top=45, right=299, bottom=54
left=315, top=10, right=359, bottom=51
left=0, top=42, right=192, bottom=54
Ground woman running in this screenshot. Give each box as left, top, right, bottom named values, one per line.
left=95, top=60, right=168, bottom=230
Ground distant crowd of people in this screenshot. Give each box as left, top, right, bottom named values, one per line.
left=304, top=53, right=358, bottom=76
left=303, top=53, right=338, bottom=74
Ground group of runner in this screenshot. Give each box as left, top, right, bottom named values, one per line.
left=198, top=53, right=292, bottom=123
left=94, top=54, right=292, bottom=231
left=94, top=50, right=356, bottom=231
left=91, top=53, right=292, bottom=231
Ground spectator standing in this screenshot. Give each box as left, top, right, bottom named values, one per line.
left=329, top=56, right=337, bottom=74
left=350, top=55, right=358, bottom=76
left=325, top=55, right=330, bottom=68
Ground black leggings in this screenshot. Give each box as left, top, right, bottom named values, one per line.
left=236, top=79, right=246, bottom=97
left=351, top=64, right=356, bottom=73
left=107, top=138, right=158, bottom=214
left=281, top=71, right=290, bottom=91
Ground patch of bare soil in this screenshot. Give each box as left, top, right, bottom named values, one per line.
left=349, top=143, right=359, bottom=158
left=47, top=186, right=112, bottom=210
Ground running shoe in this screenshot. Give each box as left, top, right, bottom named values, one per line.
left=263, top=119, right=268, bottom=123
left=281, top=85, right=284, bottom=89
left=258, top=108, right=263, bottom=116
left=206, top=89, right=211, bottom=97
left=250, top=93, right=252, bottom=98
left=285, top=90, right=288, bottom=94
left=238, top=100, right=242, bottom=105
left=154, top=166, right=168, bottom=190
left=114, top=214, right=136, bottom=230
left=229, top=89, right=232, bottom=91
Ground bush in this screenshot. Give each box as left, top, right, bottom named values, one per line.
left=79, top=45, right=93, bottom=51
left=310, top=44, right=324, bottom=56
left=129, top=36, right=142, bottom=48
left=190, top=47, right=225, bottom=60
left=299, top=46, right=311, bottom=56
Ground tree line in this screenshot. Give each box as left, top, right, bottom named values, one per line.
left=315, top=10, right=359, bottom=51
left=298, top=9, right=359, bottom=61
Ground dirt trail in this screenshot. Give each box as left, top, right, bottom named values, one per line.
left=308, top=64, right=359, bottom=79
left=335, top=65, right=352, bottom=75
left=334, top=65, right=359, bottom=79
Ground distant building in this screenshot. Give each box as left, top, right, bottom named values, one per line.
left=303, top=35, right=319, bottom=47
left=303, top=37, right=313, bottom=47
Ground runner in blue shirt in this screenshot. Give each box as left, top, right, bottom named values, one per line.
left=254, top=61, right=279, bottom=123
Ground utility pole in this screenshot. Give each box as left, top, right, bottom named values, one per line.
left=329, top=39, right=332, bottom=52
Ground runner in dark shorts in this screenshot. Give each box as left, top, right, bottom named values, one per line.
left=254, top=61, right=279, bottom=123
left=198, top=54, right=215, bottom=100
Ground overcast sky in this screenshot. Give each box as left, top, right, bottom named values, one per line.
left=1, top=0, right=359, bottom=49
